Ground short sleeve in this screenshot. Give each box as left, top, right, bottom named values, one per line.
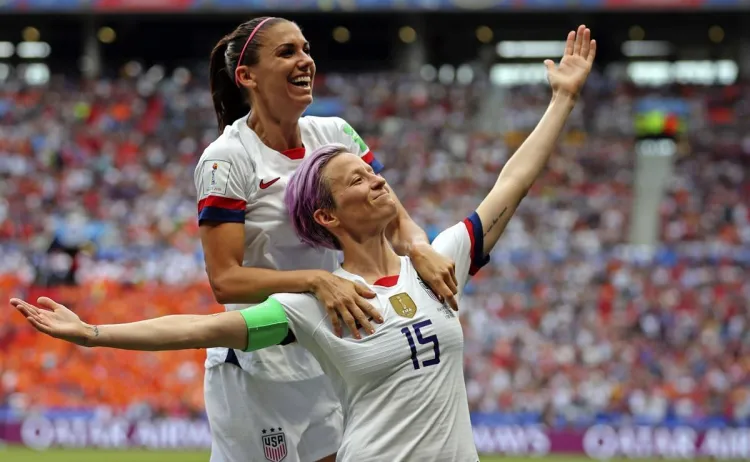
left=272, top=293, right=328, bottom=347
left=194, top=140, right=254, bottom=224
left=430, top=212, right=490, bottom=290
left=328, top=117, right=384, bottom=174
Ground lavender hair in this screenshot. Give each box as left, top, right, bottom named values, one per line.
left=284, top=143, right=349, bottom=250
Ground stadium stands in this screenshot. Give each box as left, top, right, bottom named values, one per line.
left=1, top=72, right=749, bottom=429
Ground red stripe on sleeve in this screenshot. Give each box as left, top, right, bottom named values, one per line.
left=198, top=196, right=246, bottom=212
left=462, top=217, right=477, bottom=259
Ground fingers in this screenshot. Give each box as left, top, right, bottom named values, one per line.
left=580, top=27, right=591, bottom=58
left=11, top=298, right=35, bottom=318
left=357, top=298, right=383, bottom=324
left=347, top=300, right=376, bottom=337
left=11, top=298, right=43, bottom=319
left=325, top=305, right=344, bottom=338
left=439, top=266, right=459, bottom=311
left=444, top=291, right=459, bottom=312
left=449, top=263, right=458, bottom=290
left=587, top=40, right=597, bottom=64
left=337, top=305, right=360, bottom=339
left=573, top=25, right=585, bottom=56
left=37, top=296, right=65, bottom=311
left=11, top=299, right=47, bottom=327
left=353, top=283, right=376, bottom=299
left=445, top=294, right=458, bottom=312
left=326, top=289, right=383, bottom=339
left=564, top=30, right=575, bottom=56
left=11, top=299, right=50, bottom=333
left=433, top=280, right=459, bottom=312
left=444, top=274, right=458, bottom=302
left=27, top=315, right=51, bottom=334
left=544, top=59, right=556, bottom=74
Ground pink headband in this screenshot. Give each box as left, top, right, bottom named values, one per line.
left=234, top=17, right=275, bottom=87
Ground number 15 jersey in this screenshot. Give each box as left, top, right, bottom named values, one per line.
left=268, top=213, right=489, bottom=462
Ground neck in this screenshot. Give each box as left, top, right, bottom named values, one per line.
left=339, top=231, right=401, bottom=284
left=248, top=109, right=303, bottom=152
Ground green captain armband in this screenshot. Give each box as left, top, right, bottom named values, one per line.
left=239, top=298, right=290, bottom=352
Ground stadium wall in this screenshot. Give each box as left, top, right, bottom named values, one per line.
left=2, top=415, right=750, bottom=459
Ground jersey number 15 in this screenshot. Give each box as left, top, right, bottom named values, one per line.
left=400, top=320, right=440, bottom=370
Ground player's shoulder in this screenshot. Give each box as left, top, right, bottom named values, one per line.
left=300, top=115, right=346, bottom=130
left=198, top=118, right=258, bottom=165
left=300, top=115, right=355, bottom=141
left=200, top=126, right=240, bottom=161
left=271, top=292, right=321, bottom=311
left=432, top=220, right=470, bottom=247
left=430, top=216, right=479, bottom=258
left=270, top=292, right=327, bottom=333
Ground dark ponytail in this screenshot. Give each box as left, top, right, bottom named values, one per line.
left=208, top=17, right=286, bottom=133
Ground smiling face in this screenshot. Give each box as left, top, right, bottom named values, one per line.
left=238, top=20, right=315, bottom=119
left=313, top=153, right=398, bottom=243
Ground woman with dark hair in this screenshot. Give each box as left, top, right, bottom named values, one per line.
left=198, top=16, right=458, bottom=462
left=12, top=26, right=595, bottom=462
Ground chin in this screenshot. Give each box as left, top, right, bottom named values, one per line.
left=290, top=95, right=313, bottom=113
left=383, top=202, right=398, bottom=221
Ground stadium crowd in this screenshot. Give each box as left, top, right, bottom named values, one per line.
left=1, top=70, right=749, bottom=429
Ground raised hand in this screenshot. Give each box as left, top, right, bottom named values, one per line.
left=310, top=271, right=384, bottom=339
left=409, top=243, right=459, bottom=311
left=545, top=25, right=596, bottom=99
left=11, top=297, right=94, bottom=346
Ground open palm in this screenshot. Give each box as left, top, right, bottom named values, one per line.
left=10, top=296, right=90, bottom=346
left=545, top=25, right=596, bottom=98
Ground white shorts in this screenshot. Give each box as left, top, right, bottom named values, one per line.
left=205, top=363, right=343, bottom=462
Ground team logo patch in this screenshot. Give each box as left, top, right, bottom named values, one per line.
left=261, top=428, right=287, bottom=462
left=389, top=292, right=417, bottom=319
left=202, top=159, right=232, bottom=195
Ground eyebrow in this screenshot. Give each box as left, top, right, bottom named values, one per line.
left=274, top=41, right=310, bottom=52
left=346, top=165, right=374, bottom=182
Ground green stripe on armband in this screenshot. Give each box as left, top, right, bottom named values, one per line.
left=238, top=298, right=290, bottom=352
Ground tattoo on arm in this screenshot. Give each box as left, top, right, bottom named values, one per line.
left=483, top=207, right=508, bottom=237
left=82, top=324, right=100, bottom=347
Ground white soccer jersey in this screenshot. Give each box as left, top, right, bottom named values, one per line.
left=270, top=213, right=489, bottom=462
left=194, top=115, right=383, bottom=381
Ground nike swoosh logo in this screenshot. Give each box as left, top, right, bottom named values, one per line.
left=259, top=177, right=281, bottom=189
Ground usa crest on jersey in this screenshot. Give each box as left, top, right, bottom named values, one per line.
left=261, top=428, right=287, bottom=462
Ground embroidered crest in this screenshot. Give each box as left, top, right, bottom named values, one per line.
left=261, top=428, right=287, bottom=462
left=389, top=292, right=417, bottom=318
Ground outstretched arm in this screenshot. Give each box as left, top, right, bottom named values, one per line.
left=477, top=25, right=596, bottom=255
left=11, top=297, right=289, bottom=352
left=89, top=313, right=249, bottom=350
